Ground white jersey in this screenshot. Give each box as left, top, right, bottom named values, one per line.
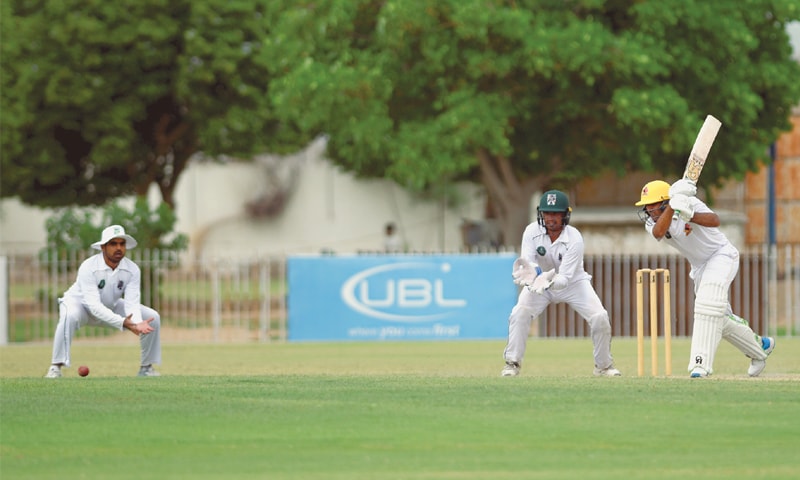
left=645, top=197, right=732, bottom=269
left=520, top=222, right=591, bottom=284
left=61, top=253, right=144, bottom=330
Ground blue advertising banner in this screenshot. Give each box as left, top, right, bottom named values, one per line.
left=287, top=254, right=518, bottom=341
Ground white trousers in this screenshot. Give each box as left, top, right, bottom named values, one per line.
left=50, top=297, right=162, bottom=368
left=689, top=245, right=766, bottom=373
left=503, top=278, right=614, bottom=370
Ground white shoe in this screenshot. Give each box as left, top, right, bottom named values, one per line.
left=690, top=367, right=709, bottom=378
left=748, top=337, right=775, bottom=377
left=501, top=362, right=520, bottom=377
left=137, top=365, right=161, bottom=377
left=44, top=365, right=62, bottom=378
left=593, top=366, right=622, bottom=377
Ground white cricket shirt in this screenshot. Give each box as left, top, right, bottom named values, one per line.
left=61, top=253, right=144, bottom=330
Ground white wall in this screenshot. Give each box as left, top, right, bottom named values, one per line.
left=175, top=139, right=489, bottom=259
left=0, top=139, right=489, bottom=259
left=0, top=138, right=747, bottom=258
left=0, top=197, right=51, bottom=254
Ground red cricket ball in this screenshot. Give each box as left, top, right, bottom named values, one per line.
left=78, top=365, right=90, bottom=377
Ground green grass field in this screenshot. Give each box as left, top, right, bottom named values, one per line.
left=1, top=338, right=798, bottom=479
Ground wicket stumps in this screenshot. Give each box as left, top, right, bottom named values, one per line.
left=636, top=268, right=672, bottom=376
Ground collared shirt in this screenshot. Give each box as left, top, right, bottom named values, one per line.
left=519, top=223, right=591, bottom=284
left=62, top=253, right=143, bottom=329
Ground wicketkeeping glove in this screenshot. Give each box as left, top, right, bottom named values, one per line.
left=550, top=274, right=568, bottom=291
left=512, top=258, right=542, bottom=287
left=669, top=179, right=697, bottom=198
left=530, top=269, right=557, bottom=294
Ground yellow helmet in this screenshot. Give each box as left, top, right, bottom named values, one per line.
left=635, top=180, right=670, bottom=206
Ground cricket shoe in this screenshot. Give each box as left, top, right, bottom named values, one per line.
left=501, top=362, right=521, bottom=377
left=593, top=366, right=622, bottom=377
left=137, top=365, right=161, bottom=377
left=690, top=367, right=709, bottom=378
left=748, top=337, right=775, bottom=377
left=44, top=365, right=62, bottom=378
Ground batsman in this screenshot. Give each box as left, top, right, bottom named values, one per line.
left=502, top=190, right=621, bottom=377
left=635, top=180, right=775, bottom=377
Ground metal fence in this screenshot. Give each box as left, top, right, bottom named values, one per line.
left=4, top=251, right=287, bottom=344
left=538, top=245, right=799, bottom=339
left=2, top=245, right=798, bottom=344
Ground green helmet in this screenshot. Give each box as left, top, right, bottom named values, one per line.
left=537, top=190, right=571, bottom=227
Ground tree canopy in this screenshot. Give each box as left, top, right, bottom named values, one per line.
left=0, top=0, right=301, bottom=208
left=267, top=0, right=800, bottom=241
left=2, top=0, right=799, bottom=243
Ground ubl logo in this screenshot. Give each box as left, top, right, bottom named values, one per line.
left=341, top=262, right=467, bottom=322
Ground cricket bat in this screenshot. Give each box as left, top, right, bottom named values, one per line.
left=681, top=114, right=722, bottom=184
left=671, top=115, right=722, bottom=221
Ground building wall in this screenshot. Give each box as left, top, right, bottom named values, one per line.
left=744, top=111, right=800, bottom=245
left=174, top=143, right=489, bottom=260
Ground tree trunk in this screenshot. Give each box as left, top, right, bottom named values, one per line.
left=130, top=116, right=197, bottom=209
left=157, top=147, right=194, bottom=209
left=476, top=149, right=548, bottom=250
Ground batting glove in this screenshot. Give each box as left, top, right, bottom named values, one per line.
left=669, top=194, right=694, bottom=222
left=669, top=179, right=697, bottom=198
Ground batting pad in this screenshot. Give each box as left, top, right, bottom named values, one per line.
left=694, top=282, right=729, bottom=317
left=689, top=313, right=723, bottom=374
left=722, top=315, right=767, bottom=360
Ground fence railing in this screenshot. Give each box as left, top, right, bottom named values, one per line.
left=2, top=245, right=798, bottom=344
left=538, top=245, right=798, bottom=339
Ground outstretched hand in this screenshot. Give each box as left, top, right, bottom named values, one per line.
left=124, top=314, right=155, bottom=335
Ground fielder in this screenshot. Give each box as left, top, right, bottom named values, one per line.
left=635, top=180, right=775, bottom=377
left=502, top=190, right=621, bottom=377
left=44, top=225, right=162, bottom=378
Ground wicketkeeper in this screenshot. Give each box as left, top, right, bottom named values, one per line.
left=503, top=190, right=621, bottom=377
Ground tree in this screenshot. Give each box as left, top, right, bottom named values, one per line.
left=0, top=0, right=308, bottom=209
left=3, top=1, right=799, bottom=247
left=45, top=197, right=188, bottom=255
left=268, top=0, right=800, bottom=243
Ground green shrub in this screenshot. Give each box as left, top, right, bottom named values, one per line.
left=44, top=197, right=188, bottom=255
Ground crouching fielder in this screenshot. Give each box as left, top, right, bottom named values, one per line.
left=44, top=225, right=162, bottom=378
left=502, top=190, right=621, bottom=377
left=635, top=180, right=775, bottom=378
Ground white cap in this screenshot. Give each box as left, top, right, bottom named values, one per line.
left=90, top=225, right=138, bottom=250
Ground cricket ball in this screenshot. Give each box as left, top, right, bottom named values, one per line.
left=78, top=365, right=90, bottom=377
